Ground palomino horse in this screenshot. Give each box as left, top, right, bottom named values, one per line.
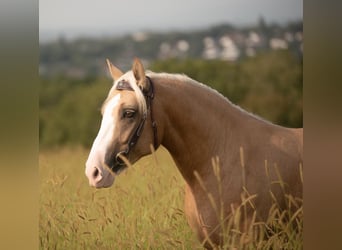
left=85, top=58, right=303, bottom=247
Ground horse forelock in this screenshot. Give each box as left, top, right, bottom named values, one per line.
left=107, top=70, right=147, bottom=115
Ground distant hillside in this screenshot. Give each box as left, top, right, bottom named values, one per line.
left=39, top=21, right=302, bottom=78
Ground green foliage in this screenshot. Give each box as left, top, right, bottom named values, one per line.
left=239, top=51, right=302, bottom=127
left=39, top=51, right=302, bottom=148
left=150, top=51, right=302, bottom=127
left=40, top=77, right=111, bottom=147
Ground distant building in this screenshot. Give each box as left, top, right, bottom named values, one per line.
left=246, top=31, right=261, bottom=47
left=159, top=42, right=172, bottom=59
left=202, top=37, right=219, bottom=59
left=219, top=35, right=240, bottom=61
left=177, top=40, right=189, bottom=52
left=270, top=38, right=288, bottom=50
left=132, top=32, right=149, bottom=42
left=158, top=39, right=190, bottom=59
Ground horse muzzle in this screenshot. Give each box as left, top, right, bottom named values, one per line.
left=85, top=163, right=115, bottom=188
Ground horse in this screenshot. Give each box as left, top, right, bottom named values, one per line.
left=85, top=58, right=303, bottom=248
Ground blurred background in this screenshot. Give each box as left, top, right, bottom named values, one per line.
left=39, top=0, right=303, bottom=148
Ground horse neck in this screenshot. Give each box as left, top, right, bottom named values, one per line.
left=152, top=74, right=254, bottom=184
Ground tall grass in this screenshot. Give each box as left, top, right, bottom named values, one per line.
left=40, top=147, right=302, bottom=249
left=40, top=147, right=199, bottom=249
left=194, top=148, right=303, bottom=249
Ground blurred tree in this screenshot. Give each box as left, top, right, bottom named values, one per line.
left=39, top=77, right=111, bottom=147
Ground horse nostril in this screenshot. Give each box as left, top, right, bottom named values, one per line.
left=93, top=167, right=100, bottom=178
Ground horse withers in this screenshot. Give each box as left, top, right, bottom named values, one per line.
left=85, top=58, right=303, bottom=248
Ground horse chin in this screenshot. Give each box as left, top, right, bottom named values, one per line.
left=95, top=173, right=115, bottom=189
left=116, top=165, right=128, bottom=175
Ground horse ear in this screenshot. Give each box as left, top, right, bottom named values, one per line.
left=132, top=58, right=149, bottom=91
left=106, top=59, right=123, bottom=81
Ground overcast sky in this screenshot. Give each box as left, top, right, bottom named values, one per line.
left=40, top=0, right=302, bottom=40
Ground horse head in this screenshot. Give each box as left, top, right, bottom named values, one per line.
left=85, top=58, right=158, bottom=188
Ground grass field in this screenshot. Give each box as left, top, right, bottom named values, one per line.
left=40, top=147, right=201, bottom=249
left=39, top=147, right=303, bottom=249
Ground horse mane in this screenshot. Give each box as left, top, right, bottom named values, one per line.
left=147, top=71, right=273, bottom=125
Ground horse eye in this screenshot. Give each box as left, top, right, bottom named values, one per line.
left=123, top=110, right=136, bottom=119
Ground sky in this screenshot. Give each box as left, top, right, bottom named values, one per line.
left=39, top=0, right=302, bottom=41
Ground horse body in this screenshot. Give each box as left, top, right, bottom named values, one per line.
left=85, top=59, right=303, bottom=247
left=148, top=73, right=303, bottom=245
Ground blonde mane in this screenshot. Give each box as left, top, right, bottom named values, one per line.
left=146, top=71, right=273, bottom=125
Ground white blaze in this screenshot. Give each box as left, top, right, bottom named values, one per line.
left=88, top=94, right=121, bottom=160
